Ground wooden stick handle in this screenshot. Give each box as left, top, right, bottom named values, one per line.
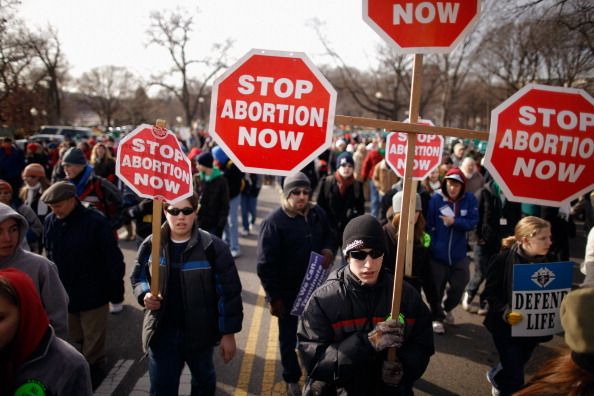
left=150, top=200, right=162, bottom=296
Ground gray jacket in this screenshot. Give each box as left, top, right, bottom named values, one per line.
left=0, top=203, right=69, bottom=337
left=16, top=327, right=92, bottom=396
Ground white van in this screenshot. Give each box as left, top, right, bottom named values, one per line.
left=38, top=125, right=93, bottom=140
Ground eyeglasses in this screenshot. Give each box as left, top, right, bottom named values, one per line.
left=166, top=207, right=194, bottom=216
left=290, top=189, right=311, bottom=196
left=348, top=249, right=383, bottom=260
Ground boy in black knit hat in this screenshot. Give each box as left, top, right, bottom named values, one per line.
left=298, top=214, right=434, bottom=395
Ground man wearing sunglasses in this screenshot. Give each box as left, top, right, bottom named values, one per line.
left=257, top=172, right=336, bottom=396
left=298, top=214, right=434, bottom=395
left=131, top=193, right=243, bottom=396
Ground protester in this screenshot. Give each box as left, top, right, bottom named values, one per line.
left=298, top=214, right=434, bottom=395
left=383, top=192, right=440, bottom=319
left=0, top=179, right=43, bottom=253
left=213, top=146, right=244, bottom=258
left=515, top=286, right=594, bottom=396
left=193, top=151, right=229, bottom=237
left=450, top=142, right=465, bottom=167
left=257, top=172, right=336, bottom=396
left=426, top=167, right=478, bottom=334
left=361, top=138, right=384, bottom=218
left=372, top=157, right=399, bottom=224
left=61, top=147, right=124, bottom=231
left=240, top=173, right=262, bottom=236
left=328, top=138, right=347, bottom=175
left=0, top=202, right=69, bottom=338
left=0, top=137, right=25, bottom=194
left=314, top=151, right=365, bottom=252
left=90, top=142, right=116, bottom=183
left=19, top=163, right=51, bottom=232
left=42, top=181, right=125, bottom=388
left=482, top=216, right=556, bottom=395
left=0, top=268, right=92, bottom=396
left=463, top=179, right=522, bottom=315
left=61, top=146, right=125, bottom=313
left=131, top=194, right=243, bottom=396
left=583, top=226, right=594, bottom=278
left=459, top=156, right=484, bottom=194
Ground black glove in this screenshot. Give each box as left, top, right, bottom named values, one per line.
left=382, top=359, right=404, bottom=386
left=269, top=299, right=286, bottom=318
left=368, top=319, right=404, bottom=351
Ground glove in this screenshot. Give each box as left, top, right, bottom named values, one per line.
left=321, top=249, right=334, bottom=270
left=506, top=311, right=523, bottom=326
left=269, top=299, right=286, bottom=318
left=368, top=319, right=404, bottom=351
left=382, top=359, right=404, bottom=386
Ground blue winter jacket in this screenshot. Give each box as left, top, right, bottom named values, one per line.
left=427, top=191, right=478, bottom=265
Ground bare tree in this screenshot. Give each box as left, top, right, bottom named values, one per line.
left=147, top=8, right=231, bottom=126
left=24, top=26, right=68, bottom=124
left=78, top=66, right=137, bottom=127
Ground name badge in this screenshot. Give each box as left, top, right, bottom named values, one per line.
left=500, top=218, right=508, bottom=226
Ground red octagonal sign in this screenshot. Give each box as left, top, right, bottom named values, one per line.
left=484, top=84, right=594, bottom=207
left=363, top=0, right=481, bottom=53
left=209, top=49, right=337, bottom=176
left=116, top=124, right=193, bottom=204
left=385, top=119, right=444, bottom=180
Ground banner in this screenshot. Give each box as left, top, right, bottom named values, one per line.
left=512, top=261, right=573, bottom=337
left=291, top=252, right=330, bottom=317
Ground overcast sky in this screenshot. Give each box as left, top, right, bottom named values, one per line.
left=19, top=0, right=385, bottom=81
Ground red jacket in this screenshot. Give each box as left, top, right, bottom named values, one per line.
left=360, top=149, right=383, bottom=181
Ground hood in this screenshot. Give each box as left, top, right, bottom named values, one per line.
left=0, top=202, right=28, bottom=248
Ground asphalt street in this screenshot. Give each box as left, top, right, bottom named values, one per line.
left=95, top=183, right=587, bottom=395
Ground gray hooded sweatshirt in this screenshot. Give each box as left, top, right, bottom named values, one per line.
left=0, top=202, right=69, bottom=337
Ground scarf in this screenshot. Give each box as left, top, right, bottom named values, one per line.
left=70, top=165, right=94, bottom=196
left=334, top=171, right=354, bottom=196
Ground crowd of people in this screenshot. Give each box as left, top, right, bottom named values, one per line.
left=0, top=130, right=593, bottom=396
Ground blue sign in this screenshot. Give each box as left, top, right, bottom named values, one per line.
left=291, top=252, right=330, bottom=317
left=512, top=261, right=573, bottom=337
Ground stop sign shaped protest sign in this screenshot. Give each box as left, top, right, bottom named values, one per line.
left=363, top=0, right=481, bottom=53
left=209, top=49, right=337, bottom=176
left=385, top=119, right=444, bottom=180
left=484, top=84, right=594, bottom=207
left=116, top=124, right=193, bottom=204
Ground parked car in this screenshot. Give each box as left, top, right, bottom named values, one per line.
left=38, top=125, right=93, bottom=140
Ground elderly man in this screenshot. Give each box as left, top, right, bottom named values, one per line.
left=0, top=202, right=69, bottom=338
left=42, top=181, right=125, bottom=388
left=61, top=147, right=125, bottom=313
left=257, top=172, right=337, bottom=396
left=460, top=156, right=485, bottom=195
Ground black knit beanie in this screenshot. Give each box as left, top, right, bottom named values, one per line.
left=342, top=214, right=386, bottom=256
left=62, top=148, right=87, bottom=165
left=282, top=172, right=311, bottom=197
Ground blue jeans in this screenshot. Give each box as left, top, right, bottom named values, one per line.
left=224, top=195, right=240, bottom=252
left=278, top=314, right=301, bottom=383
left=368, top=180, right=380, bottom=218
left=148, top=327, right=216, bottom=396
left=240, top=194, right=257, bottom=231
left=490, top=333, right=539, bottom=395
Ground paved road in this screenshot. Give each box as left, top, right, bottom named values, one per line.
left=95, top=183, right=586, bottom=395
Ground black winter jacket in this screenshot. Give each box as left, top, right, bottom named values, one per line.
left=314, top=174, right=365, bottom=243
left=483, top=244, right=556, bottom=342
left=476, top=182, right=522, bottom=253
left=297, top=266, right=434, bottom=395
left=257, top=202, right=336, bottom=308
left=44, top=203, right=125, bottom=312
left=194, top=171, right=230, bottom=236
left=131, top=222, right=243, bottom=352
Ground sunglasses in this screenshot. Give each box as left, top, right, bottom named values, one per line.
left=291, top=189, right=311, bottom=196
left=348, top=249, right=383, bottom=260
left=166, top=207, right=194, bottom=216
